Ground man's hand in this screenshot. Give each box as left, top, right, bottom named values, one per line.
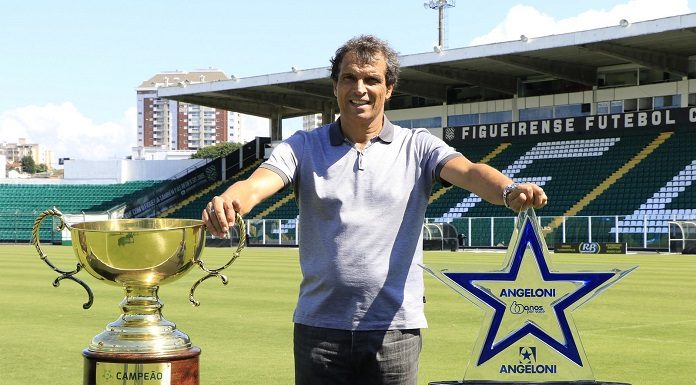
left=202, top=196, right=239, bottom=238
left=505, top=183, right=548, bottom=212
left=200, top=168, right=286, bottom=238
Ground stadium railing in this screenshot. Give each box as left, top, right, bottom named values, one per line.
left=202, top=214, right=696, bottom=251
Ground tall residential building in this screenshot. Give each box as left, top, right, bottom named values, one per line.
left=227, top=110, right=243, bottom=143
left=137, top=70, right=243, bottom=151
left=302, top=113, right=323, bottom=131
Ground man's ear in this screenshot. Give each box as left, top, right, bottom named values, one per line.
left=386, top=83, right=394, bottom=99
left=333, top=81, right=338, bottom=97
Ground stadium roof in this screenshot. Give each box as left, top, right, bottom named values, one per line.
left=158, top=13, right=696, bottom=132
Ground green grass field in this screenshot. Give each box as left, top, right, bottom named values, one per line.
left=1, top=244, right=694, bottom=385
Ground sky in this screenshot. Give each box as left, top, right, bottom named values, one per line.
left=0, top=0, right=693, bottom=162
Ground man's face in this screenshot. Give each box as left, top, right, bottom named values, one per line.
left=333, top=51, right=394, bottom=129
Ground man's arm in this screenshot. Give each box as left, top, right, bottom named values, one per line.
left=203, top=167, right=286, bottom=237
left=439, top=156, right=547, bottom=212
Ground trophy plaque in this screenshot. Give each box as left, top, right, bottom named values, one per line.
left=422, top=209, right=636, bottom=385
left=32, top=208, right=245, bottom=385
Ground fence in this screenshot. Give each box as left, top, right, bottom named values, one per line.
left=429, top=215, right=696, bottom=250
left=9, top=211, right=696, bottom=251
left=240, top=214, right=696, bottom=251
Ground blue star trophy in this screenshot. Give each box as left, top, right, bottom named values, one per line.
left=422, top=209, right=636, bottom=385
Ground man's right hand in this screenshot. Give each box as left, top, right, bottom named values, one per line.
left=202, top=196, right=239, bottom=238
left=200, top=167, right=286, bottom=238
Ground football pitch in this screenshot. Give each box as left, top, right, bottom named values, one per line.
left=1, top=244, right=694, bottom=385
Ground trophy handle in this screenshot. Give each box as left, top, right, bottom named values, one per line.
left=32, top=208, right=94, bottom=309
left=189, top=212, right=247, bottom=306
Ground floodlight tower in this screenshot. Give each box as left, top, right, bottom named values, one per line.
left=425, top=0, right=455, bottom=50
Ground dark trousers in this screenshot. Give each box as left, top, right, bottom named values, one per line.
left=294, top=323, right=422, bottom=385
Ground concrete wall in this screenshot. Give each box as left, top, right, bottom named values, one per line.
left=63, top=159, right=205, bottom=183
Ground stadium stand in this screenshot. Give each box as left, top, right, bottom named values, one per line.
left=0, top=181, right=157, bottom=242
left=148, top=14, right=696, bottom=251
left=164, top=159, right=262, bottom=220
left=580, top=126, right=696, bottom=245
left=157, top=121, right=694, bottom=250
left=250, top=190, right=296, bottom=220
left=435, top=125, right=696, bottom=248
left=1, top=139, right=269, bottom=244
left=7, top=122, right=695, bottom=251
left=119, top=138, right=269, bottom=219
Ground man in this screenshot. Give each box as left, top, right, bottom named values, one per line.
left=204, top=35, right=547, bottom=385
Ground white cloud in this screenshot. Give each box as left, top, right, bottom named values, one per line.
left=240, top=114, right=271, bottom=143
left=470, top=0, right=691, bottom=45
left=0, top=102, right=136, bottom=161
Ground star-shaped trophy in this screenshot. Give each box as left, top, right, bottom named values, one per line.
left=422, top=209, right=636, bottom=385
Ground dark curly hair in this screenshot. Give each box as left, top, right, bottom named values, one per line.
left=330, top=35, right=400, bottom=88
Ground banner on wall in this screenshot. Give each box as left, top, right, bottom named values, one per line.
left=123, top=161, right=222, bottom=218
left=444, top=106, right=696, bottom=144
left=554, top=242, right=627, bottom=254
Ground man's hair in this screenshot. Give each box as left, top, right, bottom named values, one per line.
left=330, top=35, right=400, bottom=88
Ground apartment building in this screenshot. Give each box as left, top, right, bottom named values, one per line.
left=137, top=69, right=243, bottom=151
left=302, top=113, right=323, bottom=131
left=0, top=138, right=54, bottom=169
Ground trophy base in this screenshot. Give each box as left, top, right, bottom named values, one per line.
left=83, top=346, right=201, bottom=385
left=429, top=381, right=630, bottom=385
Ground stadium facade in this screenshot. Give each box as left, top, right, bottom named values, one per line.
left=4, top=13, right=696, bottom=251
left=157, top=13, right=696, bottom=142
left=154, top=13, right=696, bottom=251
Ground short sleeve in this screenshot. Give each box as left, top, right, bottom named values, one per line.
left=259, top=131, right=305, bottom=187
left=413, top=128, right=463, bottom=187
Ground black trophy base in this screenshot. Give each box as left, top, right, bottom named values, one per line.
left=429, top=381, right=631, bottom=385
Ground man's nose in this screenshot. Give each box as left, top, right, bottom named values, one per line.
left=353, top=79, right=367, bottom=94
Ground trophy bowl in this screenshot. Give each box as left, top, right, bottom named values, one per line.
left=32, top=207, right=246, bottom=384
left=71, top=217, right=205, bottom=290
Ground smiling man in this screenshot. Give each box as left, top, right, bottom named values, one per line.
left=203, top=35, right=547, bottom=385
left=331, top=44, right=395, bottom=150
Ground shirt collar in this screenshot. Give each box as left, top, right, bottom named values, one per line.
left=329, top=116, right=395, bottom=146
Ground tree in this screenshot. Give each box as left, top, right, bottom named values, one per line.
left=20, top=155, right=36, bottom=174
left=191, top=142, right=242, bottom=159
left=36, top=163, right=48, bottom=173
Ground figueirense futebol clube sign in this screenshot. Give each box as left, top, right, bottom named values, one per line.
left=422, top=209, right=636, bottom=383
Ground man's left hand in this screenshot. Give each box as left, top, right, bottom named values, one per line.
left=506, top=183, right=548, bottom=212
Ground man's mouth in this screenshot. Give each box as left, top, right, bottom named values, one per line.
left=350, top=99, right=369, bottom=106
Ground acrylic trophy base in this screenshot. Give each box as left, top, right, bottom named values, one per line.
left=429, top=381, right=631, bottom=385
left=83, top=347, right=201, bottom=385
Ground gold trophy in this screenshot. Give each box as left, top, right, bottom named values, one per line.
left=32, top=208, right=245, bottom=385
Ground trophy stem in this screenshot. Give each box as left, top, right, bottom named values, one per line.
left=88, top=284, right=192, bottom=354
left=83, top=285, right=201, bottom=384
left=120, top=285, right=168, bottom=324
